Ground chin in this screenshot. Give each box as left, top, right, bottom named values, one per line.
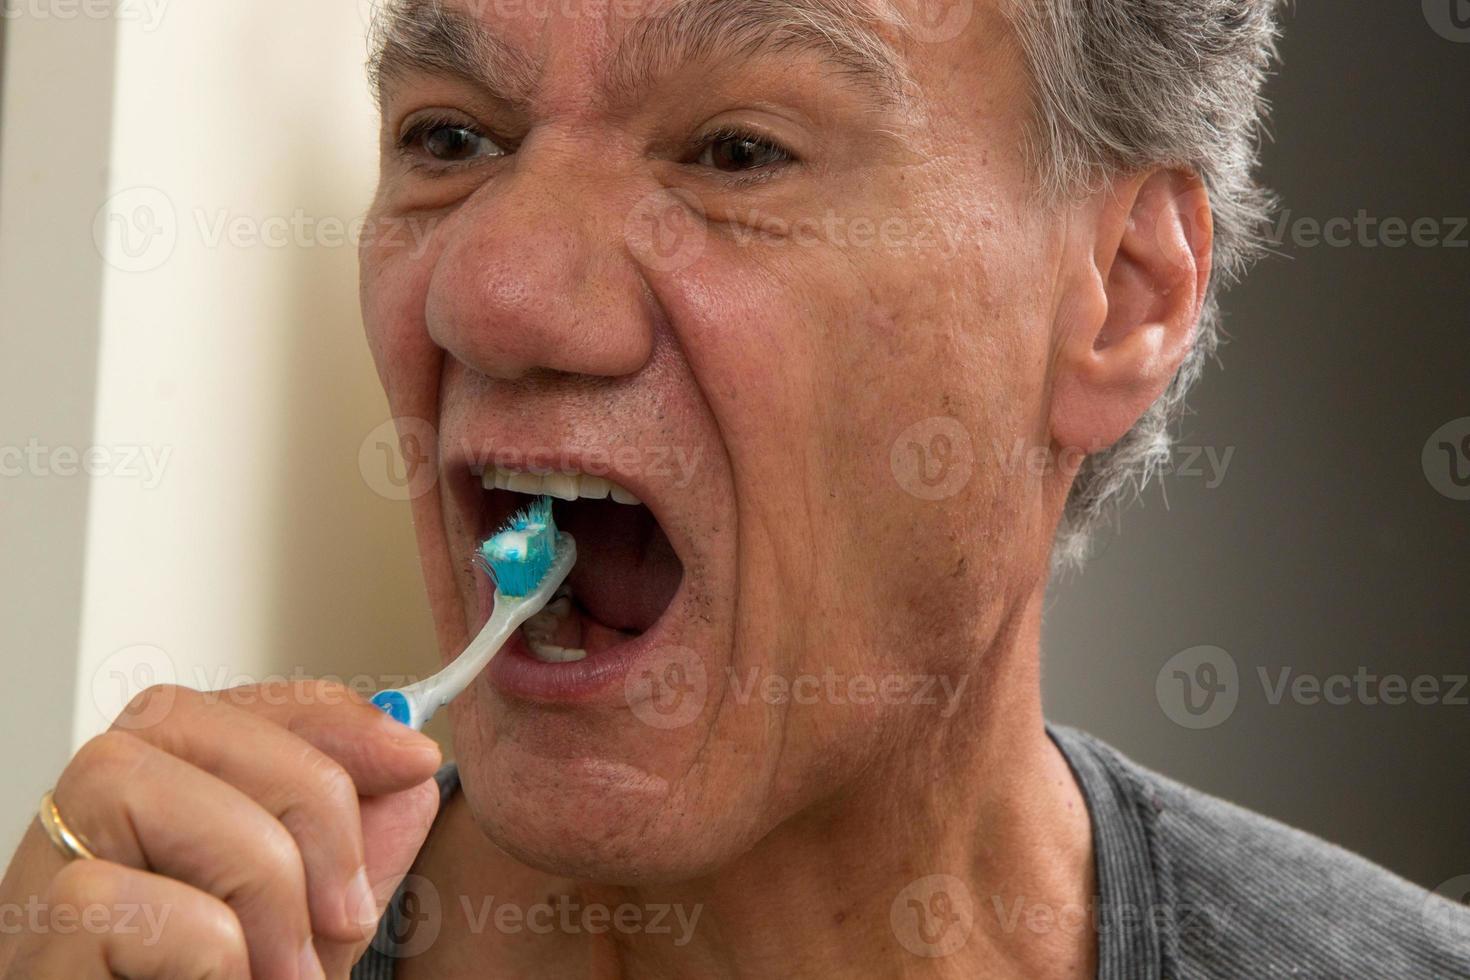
left=451, top=706, right=773, bottom=884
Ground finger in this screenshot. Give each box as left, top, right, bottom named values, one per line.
left=54, top=731, right=324, bottom=980
left=116, top=687, right=387, bottom=943
left=359, top=779, right=443, bottom=890
left=5, top=859, right=249, bottom=980
left=118, top=681, right=441, bottom=796
left=317, top=778, right=443, bottom=979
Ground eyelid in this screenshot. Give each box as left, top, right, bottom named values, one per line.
left=393, top=111, right=513, bottom=174
left=689, top=123, right=797, bottom=159
left=684, top=128, right=800, bottom=189
left=396, top=111, right=488, bottom=149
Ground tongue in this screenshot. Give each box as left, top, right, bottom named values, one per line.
left=557, top=498, right=682, bottom=634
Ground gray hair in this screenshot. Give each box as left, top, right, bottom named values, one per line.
left=998, top=0, right=1285, bottom=570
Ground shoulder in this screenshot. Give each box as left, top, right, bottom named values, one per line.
left=1052, top=727, right=1470, bottom=979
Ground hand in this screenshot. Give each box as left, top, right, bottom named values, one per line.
left=0, top=680, right=444, bottom=978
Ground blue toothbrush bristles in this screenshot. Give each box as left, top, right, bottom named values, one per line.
left=476, top=495, right=559, bottom=598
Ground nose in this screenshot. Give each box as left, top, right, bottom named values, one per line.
left=425, top=161, right=656, bottom=381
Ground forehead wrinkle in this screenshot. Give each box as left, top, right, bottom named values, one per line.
left=605, top=0, right=918, bottom=115
left=368, top=0, right=540, bottom=109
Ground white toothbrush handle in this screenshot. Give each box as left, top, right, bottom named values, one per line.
left=370, top=535, right=576, bottom=730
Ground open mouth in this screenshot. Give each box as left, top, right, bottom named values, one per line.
left=473, top=466, right=685, bottom=665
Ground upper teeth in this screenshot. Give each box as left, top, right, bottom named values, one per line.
left=481, top=467, right=640, bottom=505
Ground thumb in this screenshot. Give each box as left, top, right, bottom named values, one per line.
left=318, top=775, right=444, bottom=977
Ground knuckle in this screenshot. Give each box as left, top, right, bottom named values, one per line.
left=216, top=819, right=305, bottom=916
left=115, top=682, right=192, bottom=729
left=125, top=682, right=186, bottom=717
left=295, top=676, right=354, bottom=708
left=253, top=820, right=307, bottom=886
left=301, top=750, right=357, bottom=810
left=231, top=676, right=355, bottom=710
left=277, top=747, right=363, bottom=855
left=66, top=730, right=146, bottom=788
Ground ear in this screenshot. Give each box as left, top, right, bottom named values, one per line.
left=1049, top=169, right=1213, bottom=457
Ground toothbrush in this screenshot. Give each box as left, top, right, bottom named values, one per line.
left=370, top=495, right=576, bottom=730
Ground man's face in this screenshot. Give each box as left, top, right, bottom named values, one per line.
left=361, top=0, right=1062, bottom=881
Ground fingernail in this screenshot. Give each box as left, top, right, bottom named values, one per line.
left=298, top=938, right=327, bottom=980
left=396, top=733, right=444, bottom=764
left=346, top=865, right=380, bottom=935
left=374, top=709, right=435, bottom=747
left=393, top=729, right=438, bottom=750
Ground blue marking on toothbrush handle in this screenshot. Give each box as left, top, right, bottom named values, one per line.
left=370, top=689, right=412, bottom=727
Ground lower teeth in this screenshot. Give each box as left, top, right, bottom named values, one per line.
left=527, top=642, right=587, bottom=663
left=523, top=594, right=587, bottom=663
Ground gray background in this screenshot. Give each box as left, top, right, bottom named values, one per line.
left=1045, top=2, right=1469, bottom=894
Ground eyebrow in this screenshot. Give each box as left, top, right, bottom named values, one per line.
left=368, top=0, right=540, bottom=109
left=606, top=0, right=915, bottom=113
left=368, top=0, right=916, bottom=115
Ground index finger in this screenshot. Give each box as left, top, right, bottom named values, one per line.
left=117, top=679, right=441, bottom=796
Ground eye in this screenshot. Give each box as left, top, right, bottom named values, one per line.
left=397, top=116, right=507, bottom=167
left=694, top=129, right=793, bottom=174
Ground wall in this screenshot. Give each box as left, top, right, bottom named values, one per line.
left=0, top=0, right=439, bottom=858
left=0, top=5, right=116, bottom=863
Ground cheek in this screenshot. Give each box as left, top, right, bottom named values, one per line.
left=670, top=262, right=859, bottom=571
left=647, top=227, right=1043, bottom=603
left=792, top=235, right=1052, bottom=667
left=361, top=221, right=475, bottom=654
left=359, top=227, right=444, bottom=417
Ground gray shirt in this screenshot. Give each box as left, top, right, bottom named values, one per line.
left=353, top=727, right=1470, bottom=978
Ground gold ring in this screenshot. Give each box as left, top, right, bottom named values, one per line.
left=38, top=790, right=97, bottom=862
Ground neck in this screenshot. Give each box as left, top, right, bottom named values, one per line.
left=417, top=584, right=1096, bottom=979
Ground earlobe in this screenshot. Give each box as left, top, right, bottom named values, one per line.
left=1050, top=169, right=1213, bottom=456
